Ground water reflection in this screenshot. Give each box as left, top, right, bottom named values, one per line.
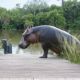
left=0, top=30, right=42, bottom=54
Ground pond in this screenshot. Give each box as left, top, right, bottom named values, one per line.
left=0, top=30, right=42, bottom=55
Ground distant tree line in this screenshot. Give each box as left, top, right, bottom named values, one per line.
left=0, top=0, right=80, bottom=31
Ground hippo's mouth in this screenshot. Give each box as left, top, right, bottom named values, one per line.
left=18, top=43, right=30, bottom=49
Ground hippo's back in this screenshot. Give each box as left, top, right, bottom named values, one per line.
left=32, top=25, right=59, bottom=43
left=33, top=25, right=71, bottom=41
left=32, top=25, right=80, bottom=46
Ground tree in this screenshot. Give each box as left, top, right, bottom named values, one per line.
left=63, top=0, right=80, bottom=30
left=0, top=7, right=8, bottom=29
left=0, top=8, right=11, bottom=29
left=22, top=14, right=34, bottom=28
left=23, top=0, right=49, bottom=15
left=8, top=8, right=24, bottom=29
left=35, top=12, right=48, bottom=25
left=47, top=10, right=65, bottom=28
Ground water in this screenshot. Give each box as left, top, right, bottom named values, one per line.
left=0, top=30, right=42, bottom=55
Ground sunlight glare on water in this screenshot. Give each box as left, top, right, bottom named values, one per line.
left=0, top=30, right=42, bottom=55
left=13, top=46, right=24, bottom=54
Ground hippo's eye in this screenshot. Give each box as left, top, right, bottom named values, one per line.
left=24, top=36, right=26, bottom=41
left=24, top=35, right=28, bottom=41
left=24, top=34, right=29, bottom=41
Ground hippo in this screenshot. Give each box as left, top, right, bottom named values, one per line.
left=19, top=25, right=80, bottom=58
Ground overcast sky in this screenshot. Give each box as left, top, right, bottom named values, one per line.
left=0, top=0, right=62, bottom=9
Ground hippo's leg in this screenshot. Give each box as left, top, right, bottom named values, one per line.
left=40, top=43, right=49, bottom=58
left=50, top=47, right=62, bottom=56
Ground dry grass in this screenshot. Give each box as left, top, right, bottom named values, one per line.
left=61, top=37, right=80, bottom=63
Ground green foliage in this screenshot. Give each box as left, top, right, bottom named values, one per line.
left=0, top=8, right=8, bottom=29
left=0, top=0, right=80, bottom=30
left=47, top=10, right=65, bottom=28
left=35, top=12, right=48, bottom=25
left=63, top=0, right=80, bottom=30
left=23, top=0, right=49, bottom=15
left=9, top=8, right=24, bottom=29
left=22, top=14, right=34, bottom=28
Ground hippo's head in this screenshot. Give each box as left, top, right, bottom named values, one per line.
left=19, top=28, right=39, bottom=49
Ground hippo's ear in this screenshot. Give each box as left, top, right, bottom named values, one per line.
left=24, top=27, right=30, bottom=33
left=26, top=26, right=32, bottom=32
left=23, top=27, right=33, bottom=36
left=27, top=27, right=33, bottom=33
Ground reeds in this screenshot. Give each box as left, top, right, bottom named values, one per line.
left=61, top=38, right=80, bottom=63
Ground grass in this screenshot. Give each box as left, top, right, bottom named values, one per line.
left=61, top=37, right=80, bottom=64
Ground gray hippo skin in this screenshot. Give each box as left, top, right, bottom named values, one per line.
left=19, top=25, right=80, bottom=58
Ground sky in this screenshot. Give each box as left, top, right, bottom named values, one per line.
left=0, top=0, right=62, bottom=10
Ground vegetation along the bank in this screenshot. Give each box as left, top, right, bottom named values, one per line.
left=0, top=0, right=80, bottom=31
